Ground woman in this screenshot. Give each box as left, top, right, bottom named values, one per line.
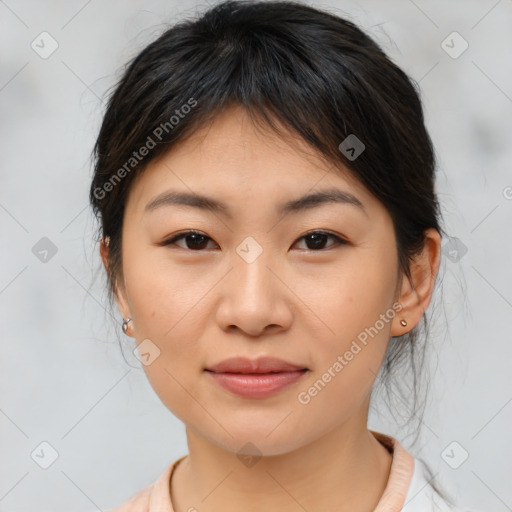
left=89, top=1, right=477, bottom=510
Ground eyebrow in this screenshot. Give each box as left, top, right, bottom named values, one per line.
left=144, top=188, right=366, bottom=218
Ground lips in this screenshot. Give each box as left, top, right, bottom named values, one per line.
left=205, top=356, right=308, bottom=374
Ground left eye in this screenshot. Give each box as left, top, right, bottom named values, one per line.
left=161, top=230, right=347, bottom=251
left=294, top=231, right=346, bottom=250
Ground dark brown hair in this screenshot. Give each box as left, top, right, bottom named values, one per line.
left=89, top=0, right=450, bottom=503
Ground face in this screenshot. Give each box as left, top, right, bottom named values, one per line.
left=111, top=105, right=404, bottom=456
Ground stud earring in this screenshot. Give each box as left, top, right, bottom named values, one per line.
left=122, top=317, right=133, bottom=333
left=400, top=319, right=407, bottom=327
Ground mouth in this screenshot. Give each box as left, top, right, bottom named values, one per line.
left=205, top=368, right=309, bottom=398
left=204, top=356, right=309, bottom=374
left=203, top=356, right=309, bottom=398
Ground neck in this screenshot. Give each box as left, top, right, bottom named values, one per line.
left=170, top=418, right=393, bottom=512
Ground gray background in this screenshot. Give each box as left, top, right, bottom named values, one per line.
left=1, top=1, right=511, bottom=511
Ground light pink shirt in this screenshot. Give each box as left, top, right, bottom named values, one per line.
left=104, top=430, right=468, bottom=512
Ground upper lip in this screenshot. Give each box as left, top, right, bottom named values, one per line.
left=205, top=357, right=308, bottom=374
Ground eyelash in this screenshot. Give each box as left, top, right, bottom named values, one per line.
left=160, top=229, right=348, bottom=251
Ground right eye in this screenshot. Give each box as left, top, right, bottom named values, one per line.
left=160, top=230, right=218, bottom=251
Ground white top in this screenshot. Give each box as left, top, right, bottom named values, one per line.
left=403, top=457, right=471, bottom=511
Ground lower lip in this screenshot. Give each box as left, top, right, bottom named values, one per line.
left=205, top=370, right=308, bottom=398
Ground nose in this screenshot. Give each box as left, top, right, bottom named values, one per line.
left=215, top=250, right=294, bottom=337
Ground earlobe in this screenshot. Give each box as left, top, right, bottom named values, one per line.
left=122, top=316, right=134, bottom=335
left=114, top=280, right=133, bottom=333
left=391, top=229, right=441, bottom=336
left=99, top=236, right=133, bottom=334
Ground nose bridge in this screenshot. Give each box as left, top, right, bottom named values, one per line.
left=213, top=230, right=296, bottom=335
left=232, top=236, right=276, bottom=304
left=213, top=234, right=289, bottom=333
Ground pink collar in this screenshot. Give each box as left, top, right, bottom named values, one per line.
left=145, top=431, right=414, bottom=512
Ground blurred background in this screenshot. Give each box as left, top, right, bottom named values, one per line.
left=1, top=1, right=511, bottom=511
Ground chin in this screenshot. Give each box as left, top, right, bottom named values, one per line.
left=200, top=425, right=310, bottom=459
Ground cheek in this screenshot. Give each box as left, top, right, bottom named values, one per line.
left=128, top=275, right=207, bottom=421
left=122, top=244, right=212, bottom=383
left=123, top=241, right=205, bottom=335
left=292, top=245, right=398, bottom=394
left=294, top=244, right=398, bottom=340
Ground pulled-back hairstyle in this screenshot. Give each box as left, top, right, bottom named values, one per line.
left=89, top=0, right=450, bottom=503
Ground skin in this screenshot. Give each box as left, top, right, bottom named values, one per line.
left=100, top=105, right=441, bottom=512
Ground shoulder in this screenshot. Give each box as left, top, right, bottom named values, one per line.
left=98, top=455, right=186, bottom=512
left=404, top=457, right=479, bottom=512
left=104, top=484, right=153, bottom=512
left=80, top=484, right=152, bottom=512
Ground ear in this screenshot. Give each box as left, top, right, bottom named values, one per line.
left=99, top=237, right=133, bottom=334
left=391, top=228, right=442, bottom=336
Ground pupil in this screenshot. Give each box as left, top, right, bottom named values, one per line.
left=307, top=233, right=326, bottom=249
left=188, top=234, right=208, bottom=250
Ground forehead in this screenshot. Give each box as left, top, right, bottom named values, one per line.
left=125, top=106, right=378, bottom=218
